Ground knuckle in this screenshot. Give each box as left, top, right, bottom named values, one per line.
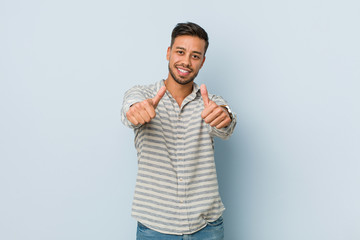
left=127, top=110, right=135, bottom=118
left=140, top=101, right=147, bottom=107
left=201, top=111, right=206, bottom=119
left=138, top=100, right=147, bottom=107
left=132, top=103, right=140, bottom=109
left=132, top=106, right=141, bottom=113
left=222, top=119, right=230, bottom=127
left=132, top=119, right=139, bottom=125
left=215, top=108, right=222, bottom=115
left=150, top=112, right=156, bottom=119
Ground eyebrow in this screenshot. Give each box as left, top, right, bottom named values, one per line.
left=175, top=46, right=203, bottom=55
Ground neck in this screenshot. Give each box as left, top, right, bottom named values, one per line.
left=164, top=76, right=193, bottom=106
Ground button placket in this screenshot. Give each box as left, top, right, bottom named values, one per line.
left=178, top=107, right=191, bottom=231
left=177, top=110, right=186, bottom=205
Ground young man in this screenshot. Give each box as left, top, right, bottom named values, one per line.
left=121, top=22, right=236, bottom=239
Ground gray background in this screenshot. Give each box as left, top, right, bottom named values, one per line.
left=1, top=0, right=359, bottom=239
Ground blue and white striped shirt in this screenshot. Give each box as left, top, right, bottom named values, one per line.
left=121, top=80, right=236, bottom=235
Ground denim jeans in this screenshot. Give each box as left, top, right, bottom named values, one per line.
left=136, top=216, right=224, bottom=240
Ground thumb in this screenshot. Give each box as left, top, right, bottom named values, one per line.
left=152, top=86, right=166, bottom=108
left=200, top=84, right=210, bottom=106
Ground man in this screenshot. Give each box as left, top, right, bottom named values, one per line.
left=121, top=22, right=236, bottom=239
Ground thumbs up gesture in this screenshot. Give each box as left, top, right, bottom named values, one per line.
left=201, top=84, right=231, bottom=129
left=126, top=86, right=166, bottom=125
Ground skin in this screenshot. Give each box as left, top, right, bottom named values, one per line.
left=126, top=35, right=231, bottom=129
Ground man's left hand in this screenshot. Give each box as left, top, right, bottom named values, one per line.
left=200, top=84, right=231, bottom=129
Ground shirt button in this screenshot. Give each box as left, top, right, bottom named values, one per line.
left=180, top=200, right=184, bottom=203
left=179, top=178, right=183, bottom=182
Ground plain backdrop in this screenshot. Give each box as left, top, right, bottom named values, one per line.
left=1, top=0, right=359, bottom=239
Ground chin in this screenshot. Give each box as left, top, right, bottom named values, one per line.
left=175, top=78, right=194, bottom=85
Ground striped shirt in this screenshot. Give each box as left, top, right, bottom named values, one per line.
left=121, top=80, right=236, bottom=235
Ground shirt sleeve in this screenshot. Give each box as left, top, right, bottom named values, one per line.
left=208, top=94, right=237, bottom=140
left=121, top=85, right=148, bottom=129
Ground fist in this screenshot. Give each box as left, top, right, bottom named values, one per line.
left=200, top=84, right=231, bottom=129
left=126, top=86, right=166, bottom=125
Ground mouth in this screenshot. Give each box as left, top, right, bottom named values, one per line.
left=176, top=66, right=192, bottom=76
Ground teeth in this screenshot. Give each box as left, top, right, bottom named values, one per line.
left=178, top=68, right=189, bottom=73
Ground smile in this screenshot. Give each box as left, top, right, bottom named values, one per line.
left=176, top=67, right=192, bottom=76
left=178, top=68, right=189, bottom=73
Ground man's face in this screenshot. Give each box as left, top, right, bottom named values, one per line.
left=167, top=35, right=206, bottom=85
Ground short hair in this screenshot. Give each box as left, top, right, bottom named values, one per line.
left=170, top=22, right=209, bottom=55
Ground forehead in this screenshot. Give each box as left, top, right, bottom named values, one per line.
left=172, top=35, right=206, bottom=54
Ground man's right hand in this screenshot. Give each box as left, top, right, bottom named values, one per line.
left=126, top=86, right=167, bottom=125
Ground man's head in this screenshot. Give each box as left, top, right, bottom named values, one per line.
left=171, top=22, right=209, bottom=55
left=167, top=22, right=209, bottom=86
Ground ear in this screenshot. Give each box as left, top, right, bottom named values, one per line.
left=200, top=55, right=206, bottom=69
left=166, top=47, right=171, bottom=60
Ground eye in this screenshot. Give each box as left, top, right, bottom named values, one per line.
left=177, top=50, right=184, bottom=55
left=193, top=55, right=200, bottom=59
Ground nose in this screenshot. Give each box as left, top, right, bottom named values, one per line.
left=181, top=54, right=192, bottom=68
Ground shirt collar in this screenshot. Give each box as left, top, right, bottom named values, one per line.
left=158, top=80, right=201, bottom=106
left=158, top=80, right=200, bottom=94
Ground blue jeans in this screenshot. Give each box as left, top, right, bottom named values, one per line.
left=136, top=216, right=224, bottom=240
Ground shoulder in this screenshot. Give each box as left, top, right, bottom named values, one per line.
left=125, top=81, right=160, bottom=97
left=209, top=93, right=228, bottom=105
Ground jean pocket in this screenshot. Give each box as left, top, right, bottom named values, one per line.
left=137, top=222, right=149, bottom=232
left=206, top=216, right=224, bottom=227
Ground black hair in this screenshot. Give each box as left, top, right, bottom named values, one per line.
left=171, top=22, right=209, bottom=55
